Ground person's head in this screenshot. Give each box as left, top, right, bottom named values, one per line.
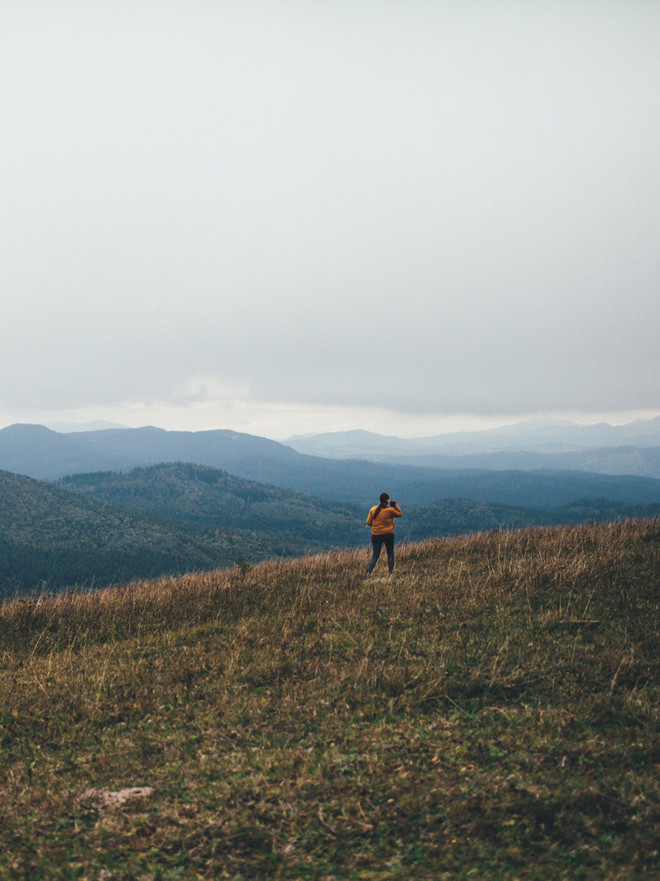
left=379, top=492, right=390, bottom=504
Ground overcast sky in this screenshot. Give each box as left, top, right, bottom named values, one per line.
left=2, top=1, right=659, bottom=438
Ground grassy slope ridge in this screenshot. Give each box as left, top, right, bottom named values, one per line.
left=1, top=520, right=658, bottom=880
left=2, top=463, right=659, bottom=596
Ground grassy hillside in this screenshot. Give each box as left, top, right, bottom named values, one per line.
left=1, top=520, right=658, bottom=880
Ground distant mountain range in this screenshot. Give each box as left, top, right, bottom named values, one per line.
left=61, top=462, right=364, bottom=546
left=286, top=417, right=660, bottom=458
left=0, top=423, right=300, bottom=481
left=44, top=419, right=129, bottom=433
left=2, top=422, right=660, bottom=508
left=0, top=467, right=238, bottom=597
left=286, top=418, right=660, bottom=478
left=354, top=445, right=660, bottom=478
left=63, top=464, right=660, bottom=546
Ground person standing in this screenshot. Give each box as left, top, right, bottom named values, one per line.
left=366, top=492, right=402, bottom=574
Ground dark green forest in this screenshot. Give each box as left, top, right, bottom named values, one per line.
left=399, top=496, right=660, bottom=540
left=0, top=468, right=364, bottom=598
left=61, top=463, right=364, bottom=542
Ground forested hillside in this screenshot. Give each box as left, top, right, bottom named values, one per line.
left=61, top=463, right=363, bottom=542
left=62, top=463, right=660, bottom=540
left=0, top=469, right=363, bottom=597
left=401, top=496, right=660, bottom=540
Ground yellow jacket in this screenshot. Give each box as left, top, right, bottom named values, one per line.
left=366, top=502, right=402, bottom=535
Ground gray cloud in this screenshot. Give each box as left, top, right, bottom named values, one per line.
left=2, top=1, right=658, bottom=430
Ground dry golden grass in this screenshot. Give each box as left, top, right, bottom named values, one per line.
left=1, top=520, right=658, bottom=880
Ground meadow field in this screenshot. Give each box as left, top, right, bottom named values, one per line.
left=1, top=519, right=658, bottom=880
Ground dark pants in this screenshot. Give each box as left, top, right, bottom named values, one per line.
left=367, top=533, right=395, bottom=573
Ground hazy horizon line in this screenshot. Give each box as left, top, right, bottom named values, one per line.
left=1, top=407, right=658, bottom=442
